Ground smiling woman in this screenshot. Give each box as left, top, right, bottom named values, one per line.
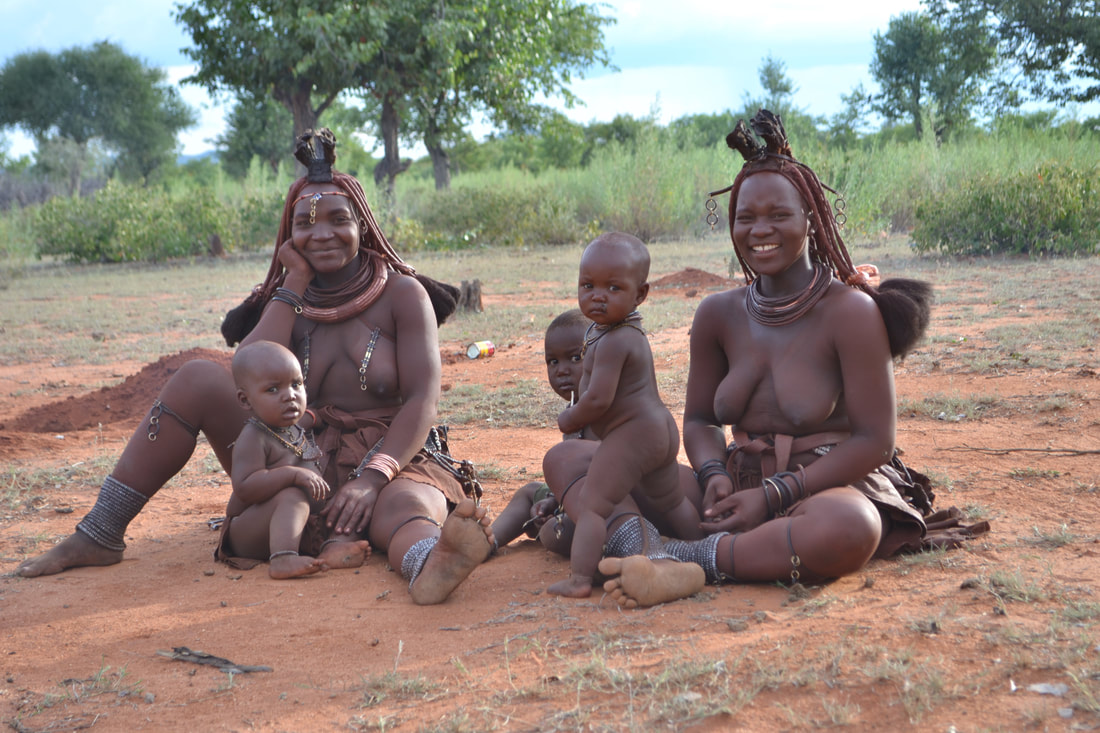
left=598, top=109, right=987, bottom=608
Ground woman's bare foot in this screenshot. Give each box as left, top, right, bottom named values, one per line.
left=269, top=553, right=327, bottom=579
left=598, top=556, right=706, bottom=609
left=15, top=532, right=122, bottom=578
left=409, top=499, right=493, bottom=605
left=318, top=539, right=371, bottom=569
left=548, top=575, right=594, bottom=598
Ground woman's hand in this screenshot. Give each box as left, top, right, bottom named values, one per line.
left=701, top=473, right=734, bottom=517
left=700, top=486, right=770, bottom=534
left=277, top=238, right=313, bottom=290
left=321, top=473, right=383, bottom=536
left=294, top=469, right=330, bottom=502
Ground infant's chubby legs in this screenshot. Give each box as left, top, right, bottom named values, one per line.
left=637, top=462, right=704, bottom=540
left=547, top=507, right=637, bottom=599
left=228, top=488, right=329, bottom=580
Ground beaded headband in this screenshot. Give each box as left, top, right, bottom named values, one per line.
left=290, top=190, right=352, bottom=224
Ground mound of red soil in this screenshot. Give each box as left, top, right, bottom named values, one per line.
left=650, top=266, right=737, bottom=291
left=14, top=348, right=233, bottom=433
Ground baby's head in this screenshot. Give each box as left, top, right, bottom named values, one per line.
left=577, top=232, right=651, bottom=325
left=544, top=309, right=590, bottom=402
left=232, top=340, right=308, bottom=428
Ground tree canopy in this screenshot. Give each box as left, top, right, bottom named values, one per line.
left=870, top=10, right=997, bottom=139
left=175, top=0, right=611, bottom=192
left=215, top=93, right=294, bottom=177
left=0, top=41, right=195, bottom=189
left=174, top=0, right=383, bottom=143
left=927, top=0, right=1100, bottom=104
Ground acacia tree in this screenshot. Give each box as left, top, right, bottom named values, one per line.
left=411, top=0, right=612, bottom=190
left=870, top=11, right=996, bottom=139
left=927, top=0, right=1100, bottom=104
left=174, top=0, right=382, bottom=146
left=0, top=42, right=194, bottom=191
left=215, top=93, right=294, bottom=177
left=176, top=0, right=610, bottom=193
left=347, top=0, right=611, bottom=193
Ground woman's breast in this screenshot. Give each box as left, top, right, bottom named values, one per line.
left=714, top=352, right=843, bottom=433
left=303, top=321, right=400, bottom=409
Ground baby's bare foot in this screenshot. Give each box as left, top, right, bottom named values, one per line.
left=15, top=532, right=122, bottom=577
left=269, top=554, right=326, bottom=579
left=548, top=575, right=594, bottom=598
left=318, top=539, right=371, bottom=569
left=598, top=556, right=705, bottom=609
left=409, top=499, right=493, bottom=605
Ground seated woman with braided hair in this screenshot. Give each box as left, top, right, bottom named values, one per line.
left=17, top=129, right=495, bottom=604
left=599, top=110, right=987, bottom=608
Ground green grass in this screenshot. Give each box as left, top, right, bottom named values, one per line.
left=21, top=663, right=144, bottom=717
left=897, top=393, right=1000, bottom=420
left=441, top=381, right=559, bottom=428
left=0, top=255, right=268, bottom=365
left=1, top=456, right=116, bottom=513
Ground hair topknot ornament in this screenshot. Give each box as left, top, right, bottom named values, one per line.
left=725, top=109, right=793, bottom=162
left=294, top=128, right=338, bottom=182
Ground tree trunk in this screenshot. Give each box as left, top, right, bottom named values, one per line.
left=427, top=142, right=451, bottom=191
left=276, top=81, right=319, bottom=177
left=909, top=82, right=923, bottom=139
left=372, top=97, right=410, bottom=203
left=424, top=114, right=451, bottom=190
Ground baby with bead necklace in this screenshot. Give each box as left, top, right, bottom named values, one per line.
left=218, top=340, right=369, bottom=579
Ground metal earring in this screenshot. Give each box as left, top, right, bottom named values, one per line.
left=705, top=198, right=719, bottom=231
left=833, top=195, right=847, bottom=229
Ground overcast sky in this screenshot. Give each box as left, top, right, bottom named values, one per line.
left=0, top=0, right=1008, bottom=158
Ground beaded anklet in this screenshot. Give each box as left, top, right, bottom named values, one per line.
left=76, top=476, right=149, bottom=552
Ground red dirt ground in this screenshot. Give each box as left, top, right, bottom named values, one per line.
left=2, top=267, right=1098, bottom=732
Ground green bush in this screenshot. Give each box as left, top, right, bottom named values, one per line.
left=229, top=192, right=285, bottom=252
left=400, top=177, right=594, bottom=249
left=586, top=132, right=712, bottom=242
left=911, top=161, right=1100, bottom=256
left=14, top=121, right=1100, bottom=261
left=34, top=180, right=235, bottom=262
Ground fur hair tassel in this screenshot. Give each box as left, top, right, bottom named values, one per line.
left=415, top=274, right=460, bottom=326
left=221, top=296, right=264, bottom=347
left=870, top=278, right=933, bottom=358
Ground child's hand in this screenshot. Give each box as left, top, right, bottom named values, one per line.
left=296, top=470, right=331, bottom=502
left=557, top=407, right=581, bottom=435
left=532, top=497, right=558, bottom=518
left=523, top=497, right=559, bottom=538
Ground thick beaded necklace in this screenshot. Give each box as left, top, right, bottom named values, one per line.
left=248, top=418, right=322, bottom=463
left=745, top=262, right=832, bottom=326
